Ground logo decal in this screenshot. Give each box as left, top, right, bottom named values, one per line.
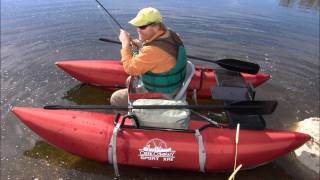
left=139, top=138, right=176, bottom=161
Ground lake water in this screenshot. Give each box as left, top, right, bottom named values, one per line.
left=1, top=0, right=319, bottom=179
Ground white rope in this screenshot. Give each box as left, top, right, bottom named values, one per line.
left=228, top=164, right=242, bottom=180
left=230, top=123, right=241, bottom=180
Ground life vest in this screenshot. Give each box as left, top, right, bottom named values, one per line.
left=141, top=30, right=187, bottom=94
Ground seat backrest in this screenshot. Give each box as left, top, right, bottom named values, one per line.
left=174, top=61, right=195, bottom=100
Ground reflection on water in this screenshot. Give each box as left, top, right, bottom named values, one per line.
left=62, top=84, right=112, bottom=105
left=24, top=141, right=114, bottom=177
left=279, top=0, right=320, bottom=9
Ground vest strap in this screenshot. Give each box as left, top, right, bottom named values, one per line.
left=144, top=63, right=186, bottom=77
left=143, top=74, right=185, bottom=88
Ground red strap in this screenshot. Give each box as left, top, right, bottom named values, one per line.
left=129, top=92, right=164, bottom=100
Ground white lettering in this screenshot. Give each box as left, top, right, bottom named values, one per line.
left=138, top=138, right=176, bottom=162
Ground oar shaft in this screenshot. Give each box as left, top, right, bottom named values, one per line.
left=99, top=38, right=217, bottom=62
left=186, top=55, right=212, bottom=63
left=45, top=104, right=225, bottom=110
left=100, top=38, right=121, bottom=44
left=44, top=100, right=277, bottom=115
left=99, top=39, right=214, bottom=63
left=99, top=38, right=260, bottom=74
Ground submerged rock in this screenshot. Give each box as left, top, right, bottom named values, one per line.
left=294, top=117, right=320, bottom=174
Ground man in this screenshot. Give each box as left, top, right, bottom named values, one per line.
left=110, top=7, right=187, bottom=106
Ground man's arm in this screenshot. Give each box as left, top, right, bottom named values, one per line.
left=121, top=45, right=175, bottom=76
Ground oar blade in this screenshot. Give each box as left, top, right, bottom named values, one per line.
left=226, top=100, right=278, bottom=115
left=216, top=59, right=260, bottom=74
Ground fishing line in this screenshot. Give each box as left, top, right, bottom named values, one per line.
left=95, top=3, right=118, bottom=37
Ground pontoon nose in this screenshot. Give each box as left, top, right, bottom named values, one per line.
left=255, top=73, right=271, bottom=87
left=293, top=131, right=311, bottom=148
left=55, top=60, right=76, bottom=72
left=11, top=106, right=112, bottom=162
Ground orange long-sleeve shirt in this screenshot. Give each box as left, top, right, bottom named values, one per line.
left=120, top=30, right=176, bottom=76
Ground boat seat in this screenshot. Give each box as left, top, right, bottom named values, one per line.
left=213, top=69, right=265, bottom=130
left=174, top=61, right=195, bottom=100
left=213, top=69, right=256, bottom=100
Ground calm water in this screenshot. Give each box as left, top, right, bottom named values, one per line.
left=1, top=0, right=319, bottom=179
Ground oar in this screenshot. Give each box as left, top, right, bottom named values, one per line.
left=99, top=38, right=260, bottom=74
left=94, top=0, right=260, bottom=74
left=44, top=100, right=277, bottom=115
left=187, top=55, right=259, bottom=75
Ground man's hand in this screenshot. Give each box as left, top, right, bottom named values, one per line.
left=118, top=29, right=130, bottom=48
left=130, top=39, right=142, bottom=49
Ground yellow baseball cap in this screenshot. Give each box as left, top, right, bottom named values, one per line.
left=129, top=7, right=162, bottom=27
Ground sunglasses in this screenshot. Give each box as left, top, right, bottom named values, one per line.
left=138, top=23, right=154, bottom=30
